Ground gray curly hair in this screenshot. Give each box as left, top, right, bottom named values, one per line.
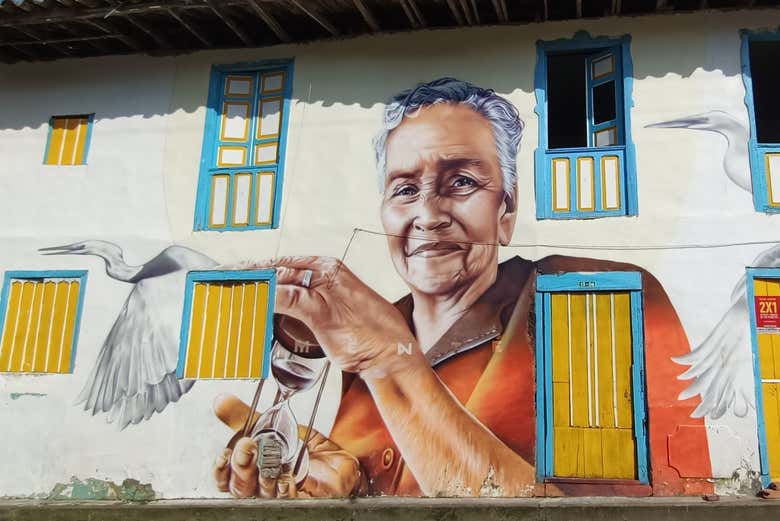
left=373, top=77, right=524, bottom=209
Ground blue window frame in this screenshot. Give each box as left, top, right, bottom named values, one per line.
left=534, top=271, right=648, bottom=482
left=194, top=60, right=294, bottom=231
left=744, top=267, right=779, bottom=488
left=740, top=30, right=780, bottom=213
left=534, top=33, right=638, bottom=219
left=176, top=269, right=276, bottom=379
left=0, top=270, right=88, bottom=374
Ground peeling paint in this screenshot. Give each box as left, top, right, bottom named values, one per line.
left=9, top=393, right=46, bottom=400
left=713, top=459, right=763, bottom=496
left=47, top=477, right=155, bottom=502
left=478, top=466, right=504, bottom=497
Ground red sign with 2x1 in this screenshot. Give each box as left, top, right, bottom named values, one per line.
left=755, top=295, right=780, bottom=330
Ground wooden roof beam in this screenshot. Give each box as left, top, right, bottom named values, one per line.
left=13, top=24, right=72, bottom=56
left=58, top=21, right=111, bottom=52
left=457, top=0, right=472, bottom=24
left=289, top=0, right=340, bottom=36
left=1, top=34, right=118, bottom=47
left=0, top=0, right=247, bottom=28
left=399, top=0, right=420, bottom=28
left=445, top=0, right=466, bottom=25
left=7, top=43, right=40, bottom=60
left=491, top=0, right=508, bottom=22
left=205, top=0, right=253, bottom=45
left=166, top=8, right=211, bottom=47
left=407, top=0, right=426, bottom=26
left=353, top=0, right=380, bottom=32
left=460, top=0, right=477, bottom=24
left=85, top=18, right=143, bottom=51
left=246, top=0, right=290, bottom=42
left=124, top=14, right=173, bottom=49
left=400, top=0, right=426, bottom=28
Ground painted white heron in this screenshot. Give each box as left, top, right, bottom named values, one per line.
left=647, top=110, right=752, bottom=193
left=648, top=111, right=780, bottom=419
left=39, top=240, right=217, bottom=429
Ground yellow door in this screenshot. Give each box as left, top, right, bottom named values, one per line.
left=550, top=291, right=637, bottom=479
left=754, top=278, right=780, bottom=482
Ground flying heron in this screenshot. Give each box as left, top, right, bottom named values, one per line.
left=39, top=240, right=217, bottom=429
left=648, top=110, right=780, bottom=419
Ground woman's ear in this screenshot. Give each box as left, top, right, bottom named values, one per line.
left=498, top=193, right=517, bottom=246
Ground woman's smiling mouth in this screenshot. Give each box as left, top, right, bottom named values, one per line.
left=406, top=241, right=465, bottom=258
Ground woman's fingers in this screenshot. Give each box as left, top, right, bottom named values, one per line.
left=214, top=448, right=232, bottom=492
left=258, top=474, right=278, bottom=498
left=273, top=285, right=324, bottom=322
left=229, top=437, right=260, bottom=498
left=275, top=468, right=297, bottom=499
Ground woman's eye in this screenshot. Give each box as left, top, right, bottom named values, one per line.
left=452, top=175, right=477, bottom=188
left=394, top=184, right=419, bottom=197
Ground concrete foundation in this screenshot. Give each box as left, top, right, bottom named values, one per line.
left=1, top=498, right=779, bottom=521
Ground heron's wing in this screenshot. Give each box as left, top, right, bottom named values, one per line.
left=76, top=272, right=195, bottom=429
left=731, top=243, right=780, bottom=302
left=672, top=293, right=755, bottom=419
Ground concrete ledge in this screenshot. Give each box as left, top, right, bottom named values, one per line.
left=1, top=497, right=780, bottom=521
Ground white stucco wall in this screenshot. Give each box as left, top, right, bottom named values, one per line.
left=1, top=8, right=779, bottom=498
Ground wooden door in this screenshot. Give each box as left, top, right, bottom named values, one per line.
left=549, top=291, right=638, bottom=479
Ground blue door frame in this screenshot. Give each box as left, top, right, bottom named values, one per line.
left=534, top=271, right=649, bottom=483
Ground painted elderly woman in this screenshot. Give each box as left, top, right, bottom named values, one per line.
left=212, top=78, right=704, bottom=498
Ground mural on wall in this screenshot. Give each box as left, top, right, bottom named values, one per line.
left=33, top=83, right=780, bottom=499
left=39, top=241, right=216, bottom=428
left=202, top=78, right=712, bottom=498
left=647, top=113, right=780, bottom=419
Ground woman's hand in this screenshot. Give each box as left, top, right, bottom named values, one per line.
left=212, top=394, right=365, bottom=498
left=251, top=256, right=422, bottom=378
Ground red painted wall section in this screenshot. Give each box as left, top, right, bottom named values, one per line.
left=641, top=271, right=714, bottom=495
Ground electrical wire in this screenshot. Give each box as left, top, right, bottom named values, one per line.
left=326, top=227, right=779, bottom=286
left=351, top=227, right=780, bottom=251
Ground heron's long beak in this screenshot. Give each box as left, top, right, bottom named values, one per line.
left=646, top=115, right=708, bottom=129
left=38, top=243, right=85, bottom=255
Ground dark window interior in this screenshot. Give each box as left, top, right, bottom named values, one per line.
left=547, top=52, right=588, bottom=149
left=593, top=81, right=616, bottom=125
left=750, top=41, right=780, bottom=143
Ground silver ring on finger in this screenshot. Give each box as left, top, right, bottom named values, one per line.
left=301, top=269, right=313, bottom=289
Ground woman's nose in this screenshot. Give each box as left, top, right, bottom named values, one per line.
left=412, top=194, right=451, bottom=231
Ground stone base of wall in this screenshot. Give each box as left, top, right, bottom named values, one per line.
left=1, top=497, right=779, bottom=521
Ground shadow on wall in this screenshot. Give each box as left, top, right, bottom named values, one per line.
left=0, top=8, right=758, bottom=132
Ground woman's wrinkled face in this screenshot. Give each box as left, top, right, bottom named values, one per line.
left=380, top=103, right=516, bottom=296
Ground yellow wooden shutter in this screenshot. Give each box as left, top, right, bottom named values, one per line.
left=182, top=280, right=270, bottom=379
left=0, top=278, right=81, bottom=373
